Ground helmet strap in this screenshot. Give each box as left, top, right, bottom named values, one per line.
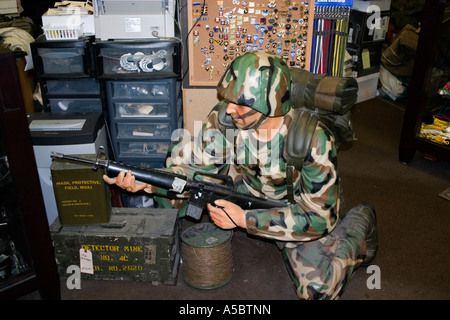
left=241, top=113, right=267, bottom=130
left=231, top=108, right=258, bottom=120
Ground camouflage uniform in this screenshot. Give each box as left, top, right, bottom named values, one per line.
left=153, top=51, right=375, bottom=299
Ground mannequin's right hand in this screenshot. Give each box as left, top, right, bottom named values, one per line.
left=103, top=170, right=154, bottom=193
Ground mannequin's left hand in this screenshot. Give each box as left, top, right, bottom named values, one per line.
left=207, top=200, right=247, bottom=230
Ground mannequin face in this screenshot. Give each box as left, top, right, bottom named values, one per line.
left=225, top=102, right=262, bottom=130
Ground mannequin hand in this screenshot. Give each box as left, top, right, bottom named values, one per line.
left=207, top=200, right=247, bottom=229
left=103, top=170, right=155, bottom=193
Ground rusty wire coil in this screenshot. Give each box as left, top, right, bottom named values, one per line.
left=181, top=223, right=233, bottom=289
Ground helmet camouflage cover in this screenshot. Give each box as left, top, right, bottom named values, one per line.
left=217, top=51, right=292, bottom=117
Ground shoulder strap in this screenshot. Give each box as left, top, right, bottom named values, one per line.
left=286, top=107, right=319, bottom=171
left=285, top=107, right=319, bottom=203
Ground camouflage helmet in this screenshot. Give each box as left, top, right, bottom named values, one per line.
left=217, top=51, right=291, bottom=117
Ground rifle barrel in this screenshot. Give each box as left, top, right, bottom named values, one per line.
left=50, top=152, right=97, bottom=166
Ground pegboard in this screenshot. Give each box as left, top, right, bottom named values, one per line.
left=186, top=0, right=316, bottom=86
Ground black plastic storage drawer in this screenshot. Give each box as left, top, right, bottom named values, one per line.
left=30, top=35, right=94, bottom=78
left=116, top=122, right=172, bottom=139
left=47, top=97, right=103, bottom=113
left=108, top=81, right=171, bottom=99
left=93, top=40, right=181, bottom=79
left=118, top=141, right=170, bottom=158
left=45, top=78, right=100, bottom=95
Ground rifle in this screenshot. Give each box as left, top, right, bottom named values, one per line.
left=50, top=147, right=288, bottom=220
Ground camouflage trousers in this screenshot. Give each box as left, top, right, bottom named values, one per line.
left=282, top=203, right=369, bottom=300
left=156, top=195, right=371, bottom=300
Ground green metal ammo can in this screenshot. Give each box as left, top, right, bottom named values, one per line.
left=50, top=154, right=111, bottom=226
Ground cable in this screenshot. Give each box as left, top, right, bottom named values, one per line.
left=217, top=206, right=239, bottom=228
left=182, top=0, right=206, bottom=82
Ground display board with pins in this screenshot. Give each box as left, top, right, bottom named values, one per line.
left=186, top=0, right=316, bottom=86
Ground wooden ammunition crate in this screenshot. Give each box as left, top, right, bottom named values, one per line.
left=50, top=208, right=180, bottom=285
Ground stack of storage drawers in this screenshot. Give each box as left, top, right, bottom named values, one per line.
left=30, top=35, right=103, bottom=113
left=93, top=40, right=182, bottom=169
left=31, top=36, right=183, bottom=208
left=93, top=40, right=182, bottom=207
left=93, top=41, right=182, bottom=168
left=104, top=80, right=181, bottom=168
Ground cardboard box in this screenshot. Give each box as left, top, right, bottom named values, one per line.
left=0, top=0, right=18, bottom=14
left=182, top=88, right=220, bottom=133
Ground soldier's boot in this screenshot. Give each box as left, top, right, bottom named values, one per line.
left=340, top=203, right=378, bottom=267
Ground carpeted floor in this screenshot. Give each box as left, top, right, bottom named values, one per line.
left=55, top=96, right=450, bottom=300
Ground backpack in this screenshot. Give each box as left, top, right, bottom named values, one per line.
left=381, top=24, right=419, bottom=78
left=286, top=68, right=358, bottom=203
left=289, top=68, right=358, bottom=149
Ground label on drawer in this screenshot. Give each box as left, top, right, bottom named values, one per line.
left=29, top=119, right=86, bottom=131
left=125, top=18, right=141, bottom=32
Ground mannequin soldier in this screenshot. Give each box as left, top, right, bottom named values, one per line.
left=104, top=51, right=378, bottom=300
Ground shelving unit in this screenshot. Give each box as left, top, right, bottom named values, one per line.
left=0, top=52, right=60, bottom=299
left=399, top=0, right=450, bottom=163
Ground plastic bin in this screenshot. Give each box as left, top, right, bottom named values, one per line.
left=43, top=24, right=83, bottom=40
left=117, top=123, right=172, bottom=139
left=118, top=141, right=169, bottom=158
left=93, top=40, right=181, bottom=78
left=46, top=78, right=100, bottom=95
left=114, top=102, right=171, bottom=119
left=37, top=47, right=85, bottom=74
left=30, top=35, right=94, bottom=78
left=109, top=81, right=170, bottom=98
left=48, top=98, right=103, bottom=113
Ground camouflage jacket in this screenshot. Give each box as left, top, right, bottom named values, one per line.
left=157, top=102, right=341, bottom=243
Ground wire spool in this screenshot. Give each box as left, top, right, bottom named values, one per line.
left=181, top=222, right=233, bottom=289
